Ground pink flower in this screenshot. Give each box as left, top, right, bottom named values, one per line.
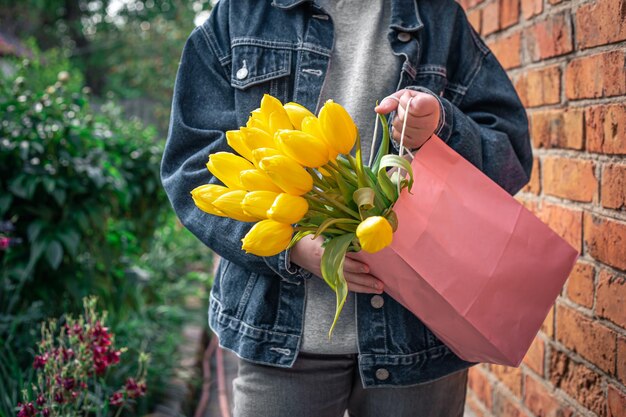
left=33, top=353, right=48, bottom=369
left=0, top=237, right=9, bottom=250
left=16, top=402, right=36, bottom=417
left=36, top=394, right=45, bottom=407
left=109, top=392, right=124, bottom=407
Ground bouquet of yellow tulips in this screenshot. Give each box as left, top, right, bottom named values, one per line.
left=192, top=94, right=413, bottom=335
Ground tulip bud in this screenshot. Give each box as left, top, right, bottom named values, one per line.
left=259, top=155, right=313, bottom=196
left=267, top=193, right=309, bottom=224
left=260, top=94, right=284, bottom=117
left=252, top=147, right=282, bottom=168
left=275, top=129, right=329, bottom=168
left=241, top=127, right=277, bottom=150
left=318, top=100, right=357, bottom=155
left=240, top=169, right=283, bottom=192
left=207, top=152, right=255, bottom=189
left=284, top=102, right=315, bottom=130
left=301, top=116, right=338, bottom=161
left=190, top=184, right=230, bottom=216
left=241, top=219, right=294, bottom=257
left=247, top=109, right=270, bottom=133
left=356, top=216, right=393, bottom=253
left=212, top=190, right=261, bottom=222
left=269, top=110, right=293, bottom=133
left=226, top=130, right=255, bottom=162
left=242, top=190, right=279, bottom=219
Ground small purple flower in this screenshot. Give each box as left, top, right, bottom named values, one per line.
left=16, top=402, right=36, bottom=417
left=109, top=391, right=124, bottom=407
left=36, top=394, right=45, bottom=407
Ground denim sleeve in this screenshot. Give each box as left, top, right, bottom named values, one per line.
left=412, top=14, right=532, bottom=196
left=160, top=25, right=309, bottom=284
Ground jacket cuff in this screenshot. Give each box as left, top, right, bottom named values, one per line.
left=404, top=86, right=454, bottom=143
left=263, top=249, right=312, bottom=284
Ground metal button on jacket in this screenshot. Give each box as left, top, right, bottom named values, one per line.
left=370, top=295, right=384, bottom=309
left=375, top=368, right=390, bottom=380
left=236, top=66, right=248, bottom=80
left=397, top=32, right=411, bottom=42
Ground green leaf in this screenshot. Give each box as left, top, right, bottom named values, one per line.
left=379, top=154, right=414, bottom=192
left=287, top=230, right=315, bottom=249
left=313, top=218, right=359, bottom=239
left=372, top=112, right=390, bottom=173
left=27, top=221, right=44, bottom=243
left=45, top=241, right=63, bottom=270
left=58, top=229, right=80, bottom=257
left=353, top=187, right=375, bottom=212
left=377, top=168, right=398, bottom=202
left=0, top=194, right=12, bottom=216
left=52, top=188, right=66, bottom=205
left=320, top=233, right=354, bottom=337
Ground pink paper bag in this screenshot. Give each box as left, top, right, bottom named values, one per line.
left=357, top=136, right=578, bottom=366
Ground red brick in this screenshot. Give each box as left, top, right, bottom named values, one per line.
left=566, top=262, right=595, bottom=308
left=536, top=202, right=583, bottom=251
left=529, top=109, right=584, bottom=150
left=586, top=104, right=626, bottom=155
left=542, top=304, right=555, bottom=338
left=522, top=156, right=541, bottom=194
left=523, top=337, right=545, bottom=376
left=602, top=164, right=626, bottom=209
left=469, top=366, right=493, bottom=409
left=482, top=0, right=500, bottom=35
left=584, top=213, right=626, bottom=271
left=524, top=13, right=573, bottom=62
left=467, top=8, right=483, bottom=33
left=556, top=304, right=616, bottom=373
left=596, top=269, right=626, bottom=328
left=618, top=337, right=626, bottom=385
left=542, top=157, right=597, bottom=203
left=576, top=0, right=626, bottom=50
left=521, top=0, right=543, bottom=19
left=490, top=364, right=522, bottom=396
left=515, top=66, right=561, bottom=108
left=608, top=385, right=626, bottom=417
left=549, top=351, right=606, bottom=416
left=565, top=51, right=626, bottom=100
left=493, top=389, right=531, bottom=417
left=524, top=375, right=574, bottom=417
left=466, top=395, right=487, bottom=417
left=488, top=31, right=522, bottom=69
left=499, top=0, right=520, bottom=29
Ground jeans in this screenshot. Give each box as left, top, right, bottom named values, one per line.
left=233, top=352, right=469, bottom=417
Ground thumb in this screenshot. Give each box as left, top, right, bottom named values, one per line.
left=374, top=90, right=405, bottom=114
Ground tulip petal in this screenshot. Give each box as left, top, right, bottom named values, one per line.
left=284, top=102, right=315, bottom=130
left=212, top=190, right=261, bottom=222
left=207, top=152, right=255, bottom=189
left=240, top=169, right=283, bottom=192
left=241, top=219, right=294, bottom=256
left=242, top=190, right=279, bottom=219
left=267, top=193, right=309, bottom=224
left=275, top=129, right=329, bottom=168
left=259, top=155, right=313, bottom=196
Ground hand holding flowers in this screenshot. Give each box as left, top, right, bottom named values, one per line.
left=192, top=94, right=414, bottom=335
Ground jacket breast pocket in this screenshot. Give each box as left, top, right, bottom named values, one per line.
left=229, top=42, right=292, bottom=103
left=407, top=65, right=448, bottom=97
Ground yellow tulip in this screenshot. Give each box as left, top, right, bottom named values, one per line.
left=241, top=219, right=294, bottom=257
left=259, top=155, right=313, bottom=196
left=190, top=184, right=229, bottom=216
left=318, top=99, right=357, bottom=155
left=260, top=94, right=284, bottom=117
left=356, top=216, right=393, bottom=253
left=226, top=130, right=255, bottom=162
left=240, top=169, right=283, bottom=192
left=275, top=129, right=329, bottom=168
left=247, top=109, right=270, bottom=132
left=241, top=127, right=277, bottom=150
left=207, top=152, right=255, bottom=189
left=267, top=193, right=309, bottom=224
left=301, top=116, right=338, bottom=161
left=252, top=147, right=282, bottom=168
left=284, top=102, right=315, bottom=130
left=269, top=110, right=293, bottom=133
left=241, top=190, right=279, bottom=219
left=212, top=190, right=260, bottom=222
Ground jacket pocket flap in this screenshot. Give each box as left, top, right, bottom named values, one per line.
left=230, top=44, right=291, bottom=90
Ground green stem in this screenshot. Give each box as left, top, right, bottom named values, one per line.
left=308, top=189, right=360, bottom=219
left=326, top=160, right=358, bottom=187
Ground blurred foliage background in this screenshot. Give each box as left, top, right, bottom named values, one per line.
left=0, top=1, right=214, bottom=416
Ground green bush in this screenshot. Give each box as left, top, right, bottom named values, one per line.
left=0, top=49, right=213, bottom=417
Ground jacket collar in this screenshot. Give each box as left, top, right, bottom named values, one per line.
left=271, top=0, right=423, bottom=31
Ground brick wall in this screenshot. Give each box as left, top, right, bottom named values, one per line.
left=457, top=0, right=626, bottom=416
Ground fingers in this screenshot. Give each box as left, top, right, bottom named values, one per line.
left=374, top=90, right=404, bottom=114
left=345, top=272, right=384, bottom=294
left=398, top=92, right=439, bottom=119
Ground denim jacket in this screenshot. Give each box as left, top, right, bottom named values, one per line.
left=161, top=0, right=532, bottom=387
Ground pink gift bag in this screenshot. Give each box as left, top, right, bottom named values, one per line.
left=356, top=136, right=578, bottom=366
